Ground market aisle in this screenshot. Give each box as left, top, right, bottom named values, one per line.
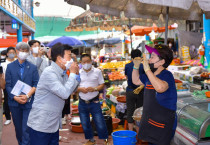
left=1, top=116, right=113, bottom=145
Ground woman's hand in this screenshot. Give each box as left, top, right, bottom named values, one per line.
left=143, top=54, right=150, bottom=73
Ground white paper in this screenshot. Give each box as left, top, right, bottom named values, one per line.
left=11, top=80, right=32, bottom=96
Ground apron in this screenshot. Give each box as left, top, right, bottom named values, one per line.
left=138, top=82, right=175, bottom=145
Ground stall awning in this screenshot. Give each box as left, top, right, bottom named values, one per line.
left=126, top=23, right=177, bottom=36
left=0, top=37, right=28, bottom=48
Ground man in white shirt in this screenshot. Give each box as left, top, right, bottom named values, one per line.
left=77, top=53, right=109, bottom=145
left=1, top=47, right=16, bottom=125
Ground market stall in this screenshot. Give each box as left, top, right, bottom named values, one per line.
left=169, top=61, right=210, bottom=145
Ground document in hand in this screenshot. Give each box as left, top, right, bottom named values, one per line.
left=11, top=80, right=32, bottom=96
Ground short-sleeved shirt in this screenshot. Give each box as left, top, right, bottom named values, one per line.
left=140, top=69, right=177, bottom=129
left=79, top=66, right=104, bottom=101
left=140, top=69, right=177, bottom=111
left=125, top=62, right=144, bottom=92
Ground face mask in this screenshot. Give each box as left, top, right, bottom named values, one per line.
left=18, top=52, right=29, bottom=60
left=32, top=47, right=39, bottom=54
left=149, top=59, right=162, bottom=73
left=8, top=53, right=15, bottom=59
left=169, top=44, right=172, bottom=47
left=1, top=56, right=6, bottom=59
left=82, top=63, right=92, bottom=70
left=65, top=59, right=74, bottom=70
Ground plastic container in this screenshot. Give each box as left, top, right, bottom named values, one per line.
left=112, top=130, right=137, bottom=145
left=112, top=118, right=121, bottom=130
left=205, top=91, right=210, bottom=98
left=70, top=123, right=83, bottom=133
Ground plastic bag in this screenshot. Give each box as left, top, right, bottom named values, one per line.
left=132, top=107, right=143, bottom=121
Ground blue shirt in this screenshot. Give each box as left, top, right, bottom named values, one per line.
left=140, top=69, right=177, bottom=130
left=140, top=69, right=177, bottom=111
left=125, top=62, right=144, bottom=91
left=27, top=62, right=79, bottom=133
left=18, top=61, right=26, bottom=80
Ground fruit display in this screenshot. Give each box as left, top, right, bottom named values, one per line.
left=108, top=71, right=126, bottom=81
left=106, top=86, right=115, bottom=95
left=116, top=95, right=126, bottom=103
left=100, top=61, right=130, bottom=69
left=201, top=72, right=210, bottom=78
left=204, top=79, right=210, bottom=84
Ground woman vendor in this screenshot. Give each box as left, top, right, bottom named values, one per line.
left=132, top=44, right=177, bottom=145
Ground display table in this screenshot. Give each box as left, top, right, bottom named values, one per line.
left=168, top=65, right=190, bottom=71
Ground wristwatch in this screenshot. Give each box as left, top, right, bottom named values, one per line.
left=94, top=87, right=98, bottom=91
left=26, top=94, right=30, bottom=99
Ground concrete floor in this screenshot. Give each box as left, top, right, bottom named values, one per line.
left=1, top=117, right=113, bottom=145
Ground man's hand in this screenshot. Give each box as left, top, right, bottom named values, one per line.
left=71, top=53, right=77, bottom=62
left=38, top=47, right=44, bottom=57
left=87, top=87, right=95, bottom=92
left=143, top=54, right=150, bottom=73
left=14, top=95, right=27, bottom=104
left=79, top=88, right=88, bottom=94
left=70, top=62, right=79, bottom=74
left=133, top=57, right=142, bottom=69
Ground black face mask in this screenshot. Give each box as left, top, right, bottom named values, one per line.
left=149, top=63, right=158, bottom=72
left=149, top=59, right=162, bottom=73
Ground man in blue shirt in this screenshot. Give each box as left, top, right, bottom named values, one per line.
left=5, top=42, right=39, bottom=145
left=132, top=44, right=177, bottom=145
left=27, top=43, right=79, bottom=145
left=125, top=49, right=144, bottom=131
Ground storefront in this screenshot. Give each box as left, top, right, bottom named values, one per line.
left=0, top=0, right=35, bottom=48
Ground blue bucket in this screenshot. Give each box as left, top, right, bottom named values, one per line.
left=112, top=130, right=137, bottom=145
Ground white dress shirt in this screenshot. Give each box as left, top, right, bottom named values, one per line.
left=79, top=66, right=104, bottom=101
left=27, top=61, right=79, bottom=133
left=1, top=59, right=15, bottom=74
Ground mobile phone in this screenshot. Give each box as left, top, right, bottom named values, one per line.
left=43, top=47, right=50, bottom=52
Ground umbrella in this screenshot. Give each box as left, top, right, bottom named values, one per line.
left=66, top=9, right=177, bottom=32
left=82, top=40, right=97, bottom=47
left=65, top=0, right=210, bottom=20
left=47, top=36, right=84, bottom=48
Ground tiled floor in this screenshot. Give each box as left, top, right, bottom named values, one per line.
left=1, top=117, right=113, bottom=145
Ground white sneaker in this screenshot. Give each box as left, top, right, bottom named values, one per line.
left=62, top=118, right=66, bottom=125
left=4, top=120, right=11, bottom=125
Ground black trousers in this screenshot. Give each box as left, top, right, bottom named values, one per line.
left=3, top=89, right=11, bottom=120
left=62, top=96, right=70, bottom=118
left=126, top=90, right=144, bottom=123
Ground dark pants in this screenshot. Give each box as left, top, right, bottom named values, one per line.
left=29, top=127, right=59, bottom=145
left=3, top=89, right=11, bottom=120
left=79, top=98, right=108, bottom=140
left=62, top=97, right=70, bottom=118
left=10, top=106, right=31, bottom=145
left=126, top=90, right=144, bottom=123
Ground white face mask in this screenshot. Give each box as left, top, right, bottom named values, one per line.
left=32, top=47, right=39, bottom=54
left=18, top=52, right=29, bottom=60
left=169, top=43, right=172, bottom=47
left=8, top=53, right=15, bottom=59
left=65, top=59, right=74, bottom=70
left=82, top=63, right=92, bottom=70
